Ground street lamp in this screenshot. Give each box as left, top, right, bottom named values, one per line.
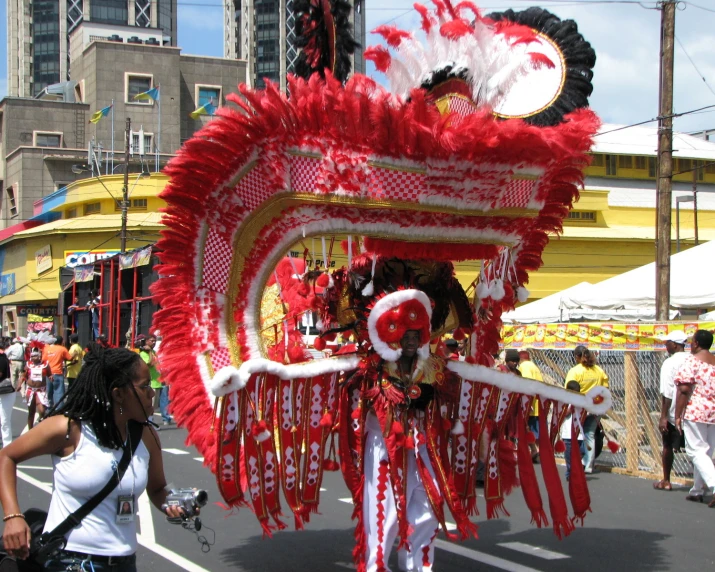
left=675, top=194, right=695, bottom=253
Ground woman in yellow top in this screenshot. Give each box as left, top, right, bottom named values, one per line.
left=565, top=345, right=609, bottom=473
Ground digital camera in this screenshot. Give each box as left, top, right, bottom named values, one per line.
left=162, top=488, right=208, bottom=523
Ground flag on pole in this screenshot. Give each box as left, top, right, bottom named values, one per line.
left=189, top=101, right=216, bottom=119
left=89, top=104, right=112, bottom=124
left=133, top=86, right=160, bottom=102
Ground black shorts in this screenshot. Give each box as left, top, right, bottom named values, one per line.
left=662, top=422, right=685, bottom=450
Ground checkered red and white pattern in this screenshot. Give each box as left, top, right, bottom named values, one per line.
left=202, top=228, right=232, bottom=293
left=236, top=167, right=271, bottom=211
left=498, top=179, right=535, bottom=209
left=210, top=346, right=233, bottom=373
left=369, top=167, right=425, bottom=202
left=290, top=155, right=320, bottom=192
left=449, top=96, right=478, bottom=119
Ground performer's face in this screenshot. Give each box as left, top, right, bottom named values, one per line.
left=400, top=330, right=421, bottom=358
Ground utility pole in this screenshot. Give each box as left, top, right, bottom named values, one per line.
left=655, top=1, right=676, bottom=322
left=693, top=165, right=699, bottom=245
left=120, top=118, right=131, bottom=253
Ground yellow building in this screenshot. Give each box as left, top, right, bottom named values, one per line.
left=0, top=173, right=166, bottom=337
left=2, top=123, right=714, bottom=336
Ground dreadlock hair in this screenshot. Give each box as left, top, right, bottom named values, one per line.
left=47, top=346, right=143, bottom=450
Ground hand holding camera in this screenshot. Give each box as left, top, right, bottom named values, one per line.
left=161, top=488, right=208, bottom=528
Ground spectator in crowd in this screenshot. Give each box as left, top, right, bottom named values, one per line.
left=0, top=346, right=188, bottom=567
left=66, top=334, right=84, bottom=386
left=674, top=329, right=715, bottom=505
left=565, top=345, right=609, bottom=474
left=562, top=380, right=585, bottom=481
left=139, top=335, right=172, bottom=426
left=42, top=336, right=72, bottom=409
left=653, top=330, right=689, bottom=491
left=86, top=291, right=101, bottom=340
left=66, top=297, right=81, bottom=335
left=5, top=338, right=25, bottom=394
left=519, top=350, right=544, bottom=463
left=501, top=349, right=522, bottom=375
left=97, top=334, right=111, bottom=349
left=445, top=338, right=461, bottom=360
left=24, top=348, right=50, bottom=430
left=0, top=339, right=14, bottom=448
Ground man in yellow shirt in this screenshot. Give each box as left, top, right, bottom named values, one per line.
left=65, top=334, right=84, bottom=386
left=564, top=345, right=609, bottom=473
left=519, top=350, right=544, bottom=462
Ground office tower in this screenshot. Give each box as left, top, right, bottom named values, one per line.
left=224, top=0, right=366, bottom=91
left=7, top=0, right=178, bottom=97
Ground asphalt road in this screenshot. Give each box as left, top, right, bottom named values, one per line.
left=2, top=393, right=714, bottom=571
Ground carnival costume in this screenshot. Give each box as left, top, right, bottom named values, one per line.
left=153, top=1, right=611, bottom=570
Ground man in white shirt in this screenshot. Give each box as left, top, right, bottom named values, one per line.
left=653, top=330, right=689, bottom=491
left=5, top=338, right=25, bottom=391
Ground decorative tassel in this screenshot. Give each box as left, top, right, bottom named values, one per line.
left=490, top=279, right=505, bottom=301
left=569, top=415, right=592, bottom=525
left=361, top=253, right=377, bottom=296
left=319, top=411, right=334, bottom=427
left=607, top=439, right=620, bottom=454
left=451, top=419, right=465, bottom=435
left=323, top=458, right=340, bottom=471
left=314, top=337, right=327, bottom=351
left=405, top=435, right=415, bottom=450
left=391, top=420, right=404, bottom=435
left=498, top=438, right=519, bottom=497
left=442, top=418, right=452, bottom=432
left=517, top=411, right=549, bottom=528
left=526, top=431, right=536, bottom=444
left=554, top=439, right=566, bottom=453
left=351, top=408, right=361, bottom=420
left=316, top=272, right=330, bottom=288
left=517, top=286, right=530, bottom=303
left=251, top=420, right=271, bottom=443
left=476, top=281, right=489, bottom=300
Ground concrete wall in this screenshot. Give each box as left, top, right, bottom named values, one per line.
left=179, top=55, right=247, bottom=144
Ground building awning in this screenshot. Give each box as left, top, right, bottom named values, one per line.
left=11, top=212, right=163, bottom=239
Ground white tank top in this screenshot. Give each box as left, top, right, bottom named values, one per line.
left=44, top=422, right=150, bottom=556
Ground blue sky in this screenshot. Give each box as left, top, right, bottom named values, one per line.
left=2, top=1, right=715, bottom=133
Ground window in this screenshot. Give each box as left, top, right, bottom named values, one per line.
left=705, top=162, right=715, bottom=175
left=590, top=154, right=604, bottom=167
left=634, top=156, right=647, bottom=170
left=84, top=202, right=101, bottom=215
left=90, top=0, right=128, bottom=25
left=114, top=198, right=148, bottom=211
left=125, top=73, right=153, bottom=103
left=605, top=155, right=617, bottom=176
left=33, top=131, right=63, bottom=147
left=6, top=185, right=18, bottom=218
left=196, top=85, right=221, bottom=107
left=130, top=131, right=154, bottom=155
left=678, top=159, right=691, bottom=172
left=693, top=160, right=705, bottom=181
left=66, top=207, right=77, bottom=219
left=648, top=157, right=657, bottom=178
left=618, top=155, right=632, bottom=169
left=566, top=210, right=596, bottom=222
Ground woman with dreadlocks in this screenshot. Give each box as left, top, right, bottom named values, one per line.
left=0, top=347, right=186, bottom=570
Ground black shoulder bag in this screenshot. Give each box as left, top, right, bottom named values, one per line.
left=1, top=421, right=145, bottom=572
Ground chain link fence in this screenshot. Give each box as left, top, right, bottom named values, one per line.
left=527, top=349, right=693, bottom=483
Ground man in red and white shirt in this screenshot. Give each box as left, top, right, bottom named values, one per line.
left=674, top=330, right=715, bottom=505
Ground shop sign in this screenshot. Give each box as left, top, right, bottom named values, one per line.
left=17, top=306, right=57, bottom=317
left=64, top=249, right=121, bottom=269
left=35, top=245, right=53, bottom=274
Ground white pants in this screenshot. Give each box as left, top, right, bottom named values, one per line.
left=363, top=414, right=439, bottom=572
left=683, top=420, right=715, bottom=495
left=0, top=391, right=16, bottom=447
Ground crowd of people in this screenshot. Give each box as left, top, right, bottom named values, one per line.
left=0, top=332, right=173, bottom=451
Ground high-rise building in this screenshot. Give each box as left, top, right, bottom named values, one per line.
left=7, top=0, right=178, bottom=97
left=224, top=0, right=366, bottom=91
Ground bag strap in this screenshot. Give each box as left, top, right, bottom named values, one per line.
left=45, top=420, right=146, bottom=539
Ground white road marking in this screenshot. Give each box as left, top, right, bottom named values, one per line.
left=194, top=457, right=205, bottom=462
left=320, top=487, right=327, bottom=492
left=17, top=465, right=52, bottom=471
left=13, top=406, right=28, bottom=413
left=137, top=490, right=156, bottom=543
left=162, top=448, right=190, bottom=455
left=338, top=497, right=354, bottom=504
left=16, top=470, right=211, bottom=572
left=445, top=522, right=457, bottom=531
left=335, top=562, right=356, bottom=569
left=498, top=542, right=569, bottom=560
left=434, top=540, right=543, bottom=572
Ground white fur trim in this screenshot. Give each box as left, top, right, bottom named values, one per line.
left=447, top=361, right=613, bottom=415
left=367, top=290, right=432, bottom=362
left=490, top=279, right=505, bottom=301
left=361, top=281, right=374, bottom=297
left=209, top=356, right=361, bottom=397
left=476, top=281, right=489, bottom=300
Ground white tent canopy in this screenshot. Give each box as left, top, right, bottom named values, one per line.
left=560, top=240, right=715, bottom=319
left=502, top=282, right=593, bottom=323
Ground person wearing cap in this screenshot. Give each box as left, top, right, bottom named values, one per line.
left=5, top=338, right=25, bottom=392
left=653, top=330, right=689, bottom=491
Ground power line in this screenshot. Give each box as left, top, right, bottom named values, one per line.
left=595, top=103, right=715, bottom=136
left=674, top=34, right=715, bottom=100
